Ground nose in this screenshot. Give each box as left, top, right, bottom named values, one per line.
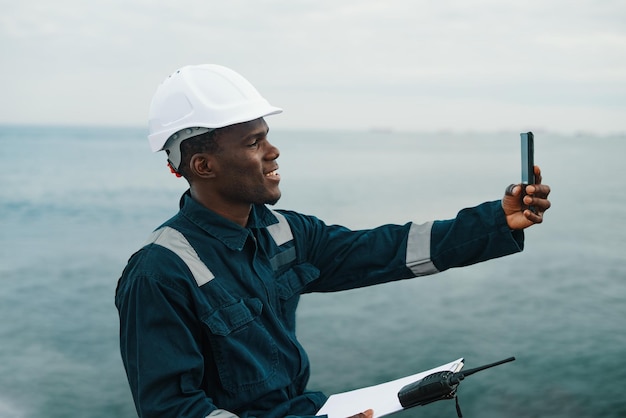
left=265, top=140, right=280, bottom=161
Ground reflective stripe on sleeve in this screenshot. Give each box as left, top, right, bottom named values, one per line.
left=405, top=221, right=439, bottom=275
left=147, top=226, right=215, bottom=287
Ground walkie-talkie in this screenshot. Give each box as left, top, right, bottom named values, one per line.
left=398, top=357, right=515, bottom=416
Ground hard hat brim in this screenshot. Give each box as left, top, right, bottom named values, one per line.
left=148, top=104, right=282, bottom=153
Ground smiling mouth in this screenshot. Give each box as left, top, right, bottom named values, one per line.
left=265, top=169, right=279, bottom=177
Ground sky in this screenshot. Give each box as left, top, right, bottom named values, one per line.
left=1, top=0, right=625, bottom=134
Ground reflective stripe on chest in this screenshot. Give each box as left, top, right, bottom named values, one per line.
left=146, top=211, right=294, bottom=287
left=266, top=210, right=293, bottom=246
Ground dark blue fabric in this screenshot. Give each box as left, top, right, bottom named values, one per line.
left=115, top=193, right=522, bottom=418
left=431, top=200, right=524, bottom=271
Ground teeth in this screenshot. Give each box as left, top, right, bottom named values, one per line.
left=266, top=170, right=278, bottom=177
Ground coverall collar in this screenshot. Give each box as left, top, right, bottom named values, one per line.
left=178, top=190, right=280, bottom=251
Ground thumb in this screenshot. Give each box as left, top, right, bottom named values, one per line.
left=349, top=409, right=374, bottom=418
left=361, top=409, right=374, bottom=418
left=504, top=183, right=521, bottom=197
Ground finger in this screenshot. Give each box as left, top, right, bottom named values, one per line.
left=526, top=184, right=551, bottom=198
left=537, top=184, right=550, bottom=197
left=533, top=165, right=542, bottom=184
left=525, top=195, right=551, bottom=212
left=524, top=209, right=543, bottom=224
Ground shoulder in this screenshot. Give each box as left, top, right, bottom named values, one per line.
left=117, top=229, right=200, bottom=298
left=271, top=208, right=329, bottom=230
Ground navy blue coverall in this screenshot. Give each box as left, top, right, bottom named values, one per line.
left=115, top=191, right=523, bottom=418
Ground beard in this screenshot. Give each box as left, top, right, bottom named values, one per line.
left=226, top=183, right=281, bottom=207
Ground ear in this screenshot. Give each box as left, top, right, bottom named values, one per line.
left=189, top=153, right=217, bottom=179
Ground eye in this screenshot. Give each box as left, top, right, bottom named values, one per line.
left=247, top=137, right=264, bottom=148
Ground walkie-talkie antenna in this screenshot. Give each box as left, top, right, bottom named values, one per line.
left=450, top=356, right=515, bottom=384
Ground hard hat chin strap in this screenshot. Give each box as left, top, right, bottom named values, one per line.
left=163, top=127, right=214, bottom=173
left=167, top=161, right=183, bottom=177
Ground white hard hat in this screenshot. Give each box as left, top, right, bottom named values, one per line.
left=147, top=64, right=283, bottom=164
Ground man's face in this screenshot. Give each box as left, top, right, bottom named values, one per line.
left=210, top=118, right=282, bottom=207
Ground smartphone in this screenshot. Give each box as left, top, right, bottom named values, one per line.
left=521, top=132, right=534, bottom=185
left=521, top=132, right=536, bottom=213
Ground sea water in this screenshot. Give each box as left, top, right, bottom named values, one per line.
left=0, top=125, right=624, bottom=417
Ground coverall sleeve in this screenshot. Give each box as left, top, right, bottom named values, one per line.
left=292, top=200, right=523, bottom=292
left=430, top=200, right=524, bottom=271
left=116, top=256, right=218, bottom=418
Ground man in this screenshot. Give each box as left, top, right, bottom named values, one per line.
left=115, top=64, right=551, bottom=418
